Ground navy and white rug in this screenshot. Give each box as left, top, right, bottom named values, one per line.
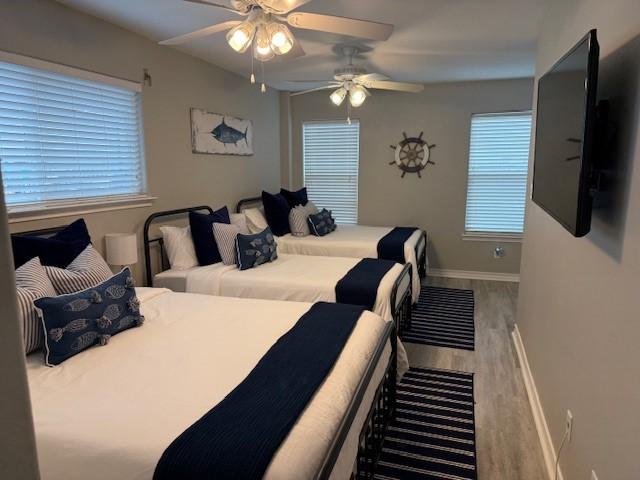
left=404, top=286, right=475, bottom=350
left=375, top=367, right=477, bottom=480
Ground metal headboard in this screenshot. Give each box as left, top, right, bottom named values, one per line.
left=236, top=196, right=263, bottom=213
left=143, top=206, right=213, bottom=287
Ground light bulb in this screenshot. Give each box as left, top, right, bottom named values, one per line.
left=349, top=85, right=368, bottom=107
left=330, top=87, right=347, bottom=106
left=226, top=21, right=255, bottom=53
left=253, top=24, right=275, bottom=61
left=266, top=23, right=294, bottom=55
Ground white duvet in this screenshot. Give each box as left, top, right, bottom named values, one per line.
left=27, top=288, right=401, bottom=480
left=276, top=225, right=423, bottom=301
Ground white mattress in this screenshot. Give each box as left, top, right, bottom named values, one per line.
left=277, top=225, right=423, bottom=301
left=27, top=288, right=399, bottom=480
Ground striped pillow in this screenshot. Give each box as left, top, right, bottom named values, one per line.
left=212, top=222, right=247, bottom=265
left=44, top=245, right=113, bottom=294
left=15, top=257, right=56, bottom=354
left=288, top=201, right=319, bottom=237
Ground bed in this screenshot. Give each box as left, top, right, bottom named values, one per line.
left=237, top=196, right=428, bottom=301
left=143, top=207, right=414, bottom=336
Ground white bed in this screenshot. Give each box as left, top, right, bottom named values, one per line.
left=27, top=288, right=401, bottom=480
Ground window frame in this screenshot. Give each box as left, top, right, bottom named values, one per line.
left=463, top=110, right=532, bottom=241
left=0, top=50, right=153, bottom=222
left=302, top=119, right=360, bottom=225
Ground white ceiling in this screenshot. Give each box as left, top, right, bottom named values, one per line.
left=55, top=0, right=547, bottom=90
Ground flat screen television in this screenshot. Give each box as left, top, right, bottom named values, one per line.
left=532, top=29, right=600, bottom=237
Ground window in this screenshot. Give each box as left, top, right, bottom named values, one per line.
left=0, top=55, right=146, bottom=213
left=303, top=121, right=359, bottom=224
left=464, top=112, right=532, bottom=235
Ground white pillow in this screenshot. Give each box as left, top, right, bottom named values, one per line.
left=159, top=225, right=198, bottom=270
left=244, top=207, right=268, bottom=234
left=230, top=213, right=249, bottom=234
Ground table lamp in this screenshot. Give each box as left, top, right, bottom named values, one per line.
left=105, top=233, right=138, bottom=270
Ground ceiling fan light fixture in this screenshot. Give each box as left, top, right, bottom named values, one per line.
left=330, top=87, right=347, bottom=106
left=349, top=85, right=368, bottom=107
left=226, top=20, right=255, bottom=53
left=253, top=24, right=275, bottom=61
left=267, top=22, right=295, bottom=55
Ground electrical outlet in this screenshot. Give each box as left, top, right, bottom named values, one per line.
left=590, top=470, right=598, bottom=480
left=566, top=410, right=574, bottom=442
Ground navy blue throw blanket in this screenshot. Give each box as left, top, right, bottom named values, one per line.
left=335, top=258, right=397, bottom=310
left=377, top=227, right=418, bottom=264
left=153, top=302, right=365, bottom=480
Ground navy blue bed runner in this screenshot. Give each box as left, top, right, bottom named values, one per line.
left=153, top=302, right=365, bottom=480
left=335, top=258, right=397, bottom=310
left=377, top=227, right=418, bottom=264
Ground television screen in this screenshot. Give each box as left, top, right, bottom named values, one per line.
left=532, top=30, right=599, bottom=237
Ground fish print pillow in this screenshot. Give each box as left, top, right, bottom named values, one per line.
left=35, top=267, right=144, bottom=366
left=235, top=227, right=278, bottom=271
left=308, top=209, right=337, bottom=237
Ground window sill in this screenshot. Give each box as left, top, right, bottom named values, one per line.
left=462, top=232, right=523, bottom=243
left=7, top=195, right=157, bottom=224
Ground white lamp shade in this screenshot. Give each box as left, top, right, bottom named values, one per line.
left=105, top=233, right=138, bottom=266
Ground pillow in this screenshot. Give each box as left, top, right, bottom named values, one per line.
left=288, top=201, right=319, bottom=237
left=244, top=208, right=268, bottom=234
left=280, top=187, right=308, bottom=207
left=159, top=225, right=198, bottom=270
left=12, top=218, right=91, bottom=269
left=44, top=245, right=113, bottom=295
left=261, top=191, right=291, bottom=237
left=35, top=267, right=143, bottom=366
left=305, top=200, right=319, bottom=215
left=308, top=209, right=337, bottom=237
left=189, top=207, right=230, bottom=265
left=230, top=213, right=249, bottom=234
left=235, top=227, right=278, bottom=271
left=15, top=257, right=57, bottom=354
left=212, top=223, right=245, bottom=265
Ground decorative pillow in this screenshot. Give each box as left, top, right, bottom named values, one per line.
left=15, top=257, right=57, bottom=354
left=261, top=191, right=291, bottom=237
left=235, top=227, right=278, bottom=271
left=230, top=213, right=249, bottom=234
left=280, top=187, right=308, bottom=207
left=159, top=225, right=198, bottom=270
left=288, top=201, right=320, bottom=237
left=12, top=218, right=91, bottom=269
left=44, top=245, right=113, bottom=295
left=305, top=200, right=319, bottom=215
left=213, top=223, right=245, bottom=266
left=35, top=268, right=143, bottom=366
left=189, top=206, right=230, bottom=266
left=244, top=208, right=268, bottom=234
left=308, top=209, right=337, bottom=237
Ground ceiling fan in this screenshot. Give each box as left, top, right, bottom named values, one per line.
left=289, top=46, right=424, bottom=109
left=159, top=0, right=394, bottom=63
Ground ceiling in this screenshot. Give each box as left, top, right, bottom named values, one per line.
left=55, top=0, right=547, bottom=90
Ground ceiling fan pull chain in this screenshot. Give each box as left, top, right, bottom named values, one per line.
left=250, top=51, right=256, bottom=84
left=261, top=61, right=266, bottom=93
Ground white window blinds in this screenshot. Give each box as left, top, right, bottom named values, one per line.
left=303, top=121, right=359, bottom=224
left=464, top=112, right=532, bottom=234
left=0, top=59, right=145, bottom=209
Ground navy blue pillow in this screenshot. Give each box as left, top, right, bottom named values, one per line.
left=262, top=191, right=291, bottom=236
left=235, top=227, right=278, bottom=271
left=189, top=206, right=230, bottom=265
left=35, top=267, right=144, bottom=366
left=308, top=209, right=337, bottom=237
left=280, top=187, right=308, bottom=207
left=12, top=218, right=91, bottom=269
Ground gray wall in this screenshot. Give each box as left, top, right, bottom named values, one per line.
left=0, top=0, right=281, bottom=284
left=517, top=0, right=640, bottom=479
left=285, top=78, right=534, bottom=274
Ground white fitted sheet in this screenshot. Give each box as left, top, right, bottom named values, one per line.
left=27, top=288, right=396, bottom=480
left=277, top=225, right=423, bottom=301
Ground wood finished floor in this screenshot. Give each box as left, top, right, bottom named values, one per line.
left=404, top=277, right=547, bottom=480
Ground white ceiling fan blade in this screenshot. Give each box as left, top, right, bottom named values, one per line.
left=367, top=81, right=424, bottom=93
left=289, top=85, right=335, bottom=96
left=260, top=0, right=314, bottom=15
left=159, top=21, right=241, bottom=45
left=182, top=0, right=247, bottom=14
left=286, top=13, right=393, bottom=41
left=353, top=73, right=390, bottom=85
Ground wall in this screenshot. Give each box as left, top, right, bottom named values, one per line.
left=0, top=0, right=281, bottom=284
left=516, top=0, right=640, bottom=479
left=285, top=78, right=533, bottom=275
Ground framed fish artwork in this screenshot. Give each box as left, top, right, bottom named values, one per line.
left=190, top=108, right=254, bottom=156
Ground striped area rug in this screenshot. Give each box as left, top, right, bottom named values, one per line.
left=375, top=368, right=477, bottom=480
left=403, top=287, right=475, bottom=350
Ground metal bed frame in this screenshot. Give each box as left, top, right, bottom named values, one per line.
left=236, top=196, right=429, bottom=280
left=11, top=223, right=398, bottom=479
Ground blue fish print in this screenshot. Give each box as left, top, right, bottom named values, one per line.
left=211, top=117, right=248, bottom=146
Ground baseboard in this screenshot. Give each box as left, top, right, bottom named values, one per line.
left=428, top=268, right=520, bottom=282
left=512, top=325, right=563, bottom=480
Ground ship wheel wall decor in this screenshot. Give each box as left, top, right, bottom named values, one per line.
left=389, top=132, right=436, bottom=178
